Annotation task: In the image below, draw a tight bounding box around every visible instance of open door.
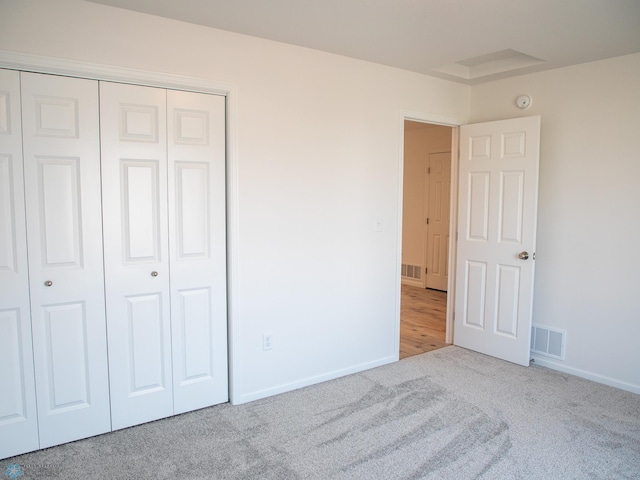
[453,116,540,366]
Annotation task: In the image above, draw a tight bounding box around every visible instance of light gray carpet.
[4,346,640,479]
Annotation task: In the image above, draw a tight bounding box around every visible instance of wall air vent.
[531,324,566,360]
[401,264,422,280]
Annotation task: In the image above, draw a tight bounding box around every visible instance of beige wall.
[402,123,452,281]
[471,53,640,392]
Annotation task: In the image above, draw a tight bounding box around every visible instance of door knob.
[518,251,529,260]
[44,280,53,287]
[151,271,159,277]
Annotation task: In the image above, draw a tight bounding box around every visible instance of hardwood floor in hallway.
[400,284,448,359]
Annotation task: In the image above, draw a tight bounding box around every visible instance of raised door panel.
[20,72,111,447]
[100,81,173,430]
[37,158,83,266]
[125,294,167,394]
[40,303,92,410]
[0,70,39,459]
[498,171,525,244]
[495,265,520,337]
[0,154,17,272]
[121,160,161,261]
[467,172,490,242]
[167,90,228,413]
[462,260,487,329]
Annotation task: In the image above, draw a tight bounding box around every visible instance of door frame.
[0,50,242,404]
[398,110,463,345]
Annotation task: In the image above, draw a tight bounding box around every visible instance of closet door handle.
[151,271,159,277]
[44,280,53,287]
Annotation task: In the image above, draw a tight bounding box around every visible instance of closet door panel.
[121,160,161,261]
[38,158,82,265]
[21,72,111,448]
[100,81,173,430]
[168,90,228,413]
[126,293,166,392]
[0,69,39,459]
[40,303,91,407]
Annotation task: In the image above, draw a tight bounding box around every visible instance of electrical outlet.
[263,333,273,351]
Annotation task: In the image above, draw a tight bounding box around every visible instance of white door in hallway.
[454,116,540,366]
[0,69,39,458]
[425,151,451,291]
[21,72,111,447]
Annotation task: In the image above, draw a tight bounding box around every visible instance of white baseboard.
[531,354,640,395]
[234,355,398,404]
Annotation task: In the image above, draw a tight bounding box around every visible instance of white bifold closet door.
[20,72,112,448]
[100,82,172,430]
[0,69,39,458]
[100,82,227,430]
[166,89,228,414]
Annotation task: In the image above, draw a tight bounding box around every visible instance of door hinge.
[426,217,430,225]
[427,167,431,174]
[425,267,428,274]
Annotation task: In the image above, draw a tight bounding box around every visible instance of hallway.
[400,285,448,359]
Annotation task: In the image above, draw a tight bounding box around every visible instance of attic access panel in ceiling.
[432,49,546,82]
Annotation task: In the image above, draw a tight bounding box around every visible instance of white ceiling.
[86,0,640,84]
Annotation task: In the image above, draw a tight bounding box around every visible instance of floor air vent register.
[531,324,566,360]
[401,264,422,280]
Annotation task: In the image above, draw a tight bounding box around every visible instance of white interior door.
[21,72,111,447]
[167,90,228,413]
[0,68,39,458]
[454,116,540,366]
[425,151,451,291]
[100,81,173,430]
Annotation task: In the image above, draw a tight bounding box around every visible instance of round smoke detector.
[516,95,532,109]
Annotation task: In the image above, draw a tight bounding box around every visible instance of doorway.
[400,120,454,359]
